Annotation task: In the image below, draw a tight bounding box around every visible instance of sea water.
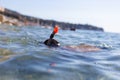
[0,25,120,80]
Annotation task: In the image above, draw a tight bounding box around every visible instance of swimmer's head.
[44,39,60,47]
[44,25,60,47]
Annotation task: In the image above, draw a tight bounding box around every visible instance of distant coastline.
[0,7,104,31]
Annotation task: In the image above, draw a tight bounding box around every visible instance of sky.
[1,0,120,33]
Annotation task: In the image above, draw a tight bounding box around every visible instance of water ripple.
[0,25,120,80]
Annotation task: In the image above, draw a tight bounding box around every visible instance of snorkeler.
[44,25,103,52]
[44,25,60,47]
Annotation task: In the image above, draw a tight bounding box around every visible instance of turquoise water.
[0,25,120,80]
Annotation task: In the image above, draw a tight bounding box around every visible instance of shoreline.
[0,7,104,32]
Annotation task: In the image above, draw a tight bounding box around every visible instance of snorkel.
[50,25,59,39]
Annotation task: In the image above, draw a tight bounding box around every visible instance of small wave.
[96,43,113,49]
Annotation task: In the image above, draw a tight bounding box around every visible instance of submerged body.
[63,44,101,52]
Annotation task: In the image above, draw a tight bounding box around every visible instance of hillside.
[0,7,104,31]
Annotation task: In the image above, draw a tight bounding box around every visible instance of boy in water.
[44,25,101,52]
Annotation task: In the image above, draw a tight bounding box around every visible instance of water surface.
[0,25,120,80]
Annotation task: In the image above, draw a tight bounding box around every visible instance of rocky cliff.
[0,7,104,31]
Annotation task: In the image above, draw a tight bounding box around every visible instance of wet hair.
[44,38,60,47]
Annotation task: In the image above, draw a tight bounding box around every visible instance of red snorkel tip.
[53,25,59,34]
